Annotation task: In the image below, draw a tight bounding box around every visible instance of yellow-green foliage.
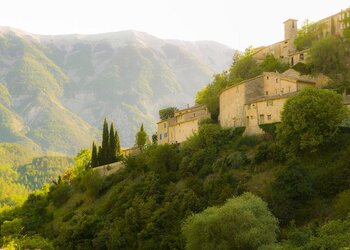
[0,165,28,208]
[182,192,278,250]
[0,143,40,167]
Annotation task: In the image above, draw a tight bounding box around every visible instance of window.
[248,104,251,110]
[164,123,166,128]
[299,53,304,60]
[159,134,162,140]
[267,76,269,80]
[164,133,168,138]
[281,88,284,94]
[259,114,265,124]
[267,100,273,106]
[193,113,196,117]
[266,91,269,95]
[276,78,278,83]
[267,115,272,120]
[250,116,253,119]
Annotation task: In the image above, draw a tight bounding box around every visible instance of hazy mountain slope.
[0,31,98,154]
[0,28,233,152]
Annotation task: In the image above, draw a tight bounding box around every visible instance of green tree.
[91,141,99,168]
[277,88,349,152]
[152,134,158,145]
[115,129,121,159]
[258,54,289,73]
[229,48,260,82]
[182,192,278,250]
[71,149,91,180]
[196,72,229,120]
[308,36,347,76]
[271,161,314,225]
[100,118,109,165]
[294,20,319,51]
[109,122,116,162]
[135,124,148,149]
[159,107,178,120]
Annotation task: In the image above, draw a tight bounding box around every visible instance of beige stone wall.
[175,107,209,123]
[219,83,246,128]
[172,120,199,143]
[252,41,289,63]
[263,73,297,96]
[244,98,288,135]
[157,120,169,145]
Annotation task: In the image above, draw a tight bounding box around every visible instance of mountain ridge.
[0,26,234,154]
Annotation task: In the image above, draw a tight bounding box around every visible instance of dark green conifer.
[115,129,121,160]
[101,118,109,165]
[97,146,103,166]
[109,122,116,162]
[91,141,99,168]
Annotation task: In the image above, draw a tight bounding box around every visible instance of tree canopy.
[135,123,148,149]
[159,107,178,120]
[277,88,349,152]
[182,192,278,250]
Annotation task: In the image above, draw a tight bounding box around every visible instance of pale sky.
[0,0,349,50]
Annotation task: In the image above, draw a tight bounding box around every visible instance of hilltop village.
[156,7,350,144]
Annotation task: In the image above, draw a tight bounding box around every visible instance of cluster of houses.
[156,8,350,144]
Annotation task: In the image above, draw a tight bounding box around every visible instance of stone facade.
[157,104,210,144]
[219,70,319,134]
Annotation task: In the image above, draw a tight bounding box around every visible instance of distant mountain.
[0,27,234,154]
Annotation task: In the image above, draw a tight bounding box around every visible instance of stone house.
[219,70,325,135]
[157,104,210,145]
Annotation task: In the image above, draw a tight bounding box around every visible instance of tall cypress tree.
[109,122,116,162]
[101,118,109,165]
[115,129,121,160]
[97,146,103,165]
[91,141,99,168]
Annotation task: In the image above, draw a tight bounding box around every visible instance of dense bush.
[182,193,278,250]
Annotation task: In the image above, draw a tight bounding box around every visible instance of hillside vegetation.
[1,102,350,249]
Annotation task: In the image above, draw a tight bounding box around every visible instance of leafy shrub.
[182,192,278,250]
[49,183,71,207]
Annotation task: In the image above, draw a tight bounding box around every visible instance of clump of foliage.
[294,20,320,51]
[159,107,178,120]
[277,88,349,153]
[182,192,278,249]
[308,36,347,76]
[135,123,149,149]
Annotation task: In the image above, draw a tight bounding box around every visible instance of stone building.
[157,104,210,145]
[219,70,325,135]
[252,7,350,66]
